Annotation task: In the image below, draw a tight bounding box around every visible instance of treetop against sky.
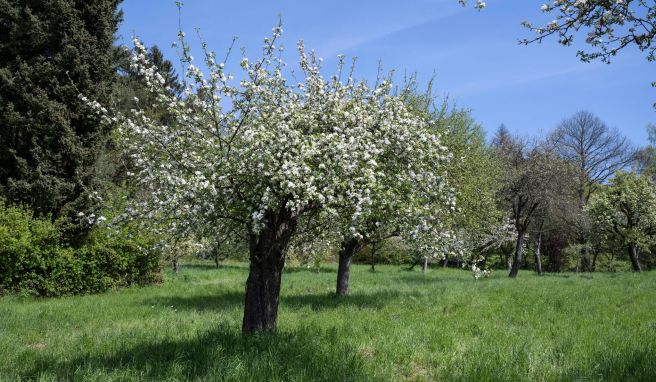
[118,0,653,145]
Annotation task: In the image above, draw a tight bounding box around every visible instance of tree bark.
[581,246,592,272]
[509,232,525,278]
[628,243,642,272]
[336,237,360,296]
[422,256,428,273]
[534,232,543,275]
[172,256,180,273]
[242,207,297,334]
[214,252,221,269]
[370,242,376,272]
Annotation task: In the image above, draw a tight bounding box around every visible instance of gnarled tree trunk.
[509,232,525,278]
[242,207,297,334]
[336,237,360,296]
[628,243,642,272]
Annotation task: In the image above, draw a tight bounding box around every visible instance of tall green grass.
[1,263,655,381]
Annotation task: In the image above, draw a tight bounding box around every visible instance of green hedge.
[0,200,161,297]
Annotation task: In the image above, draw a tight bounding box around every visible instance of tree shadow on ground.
[143,290,244,312]
[283,265,337,274]
[26,325,382,381]
[144,289,404,313]
[561,346,656,382]
[392,273,474,285]
[282,290,404,311]
[178,263,247,272]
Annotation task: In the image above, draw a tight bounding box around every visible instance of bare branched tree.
[551,111,634,203]
[549,110,635,271]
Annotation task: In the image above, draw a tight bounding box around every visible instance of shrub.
[0,200,161,296]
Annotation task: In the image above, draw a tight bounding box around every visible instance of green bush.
[0,200,161,296]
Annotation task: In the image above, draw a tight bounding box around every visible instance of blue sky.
[118,0,654,146]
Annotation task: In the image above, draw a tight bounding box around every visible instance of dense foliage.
[587,172,656,271]
[0,0,123,240]
[0,200,161,296]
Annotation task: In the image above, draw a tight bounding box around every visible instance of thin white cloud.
[449,63,605,96]
[314,7,461,58]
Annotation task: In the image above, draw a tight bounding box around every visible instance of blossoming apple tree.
[84,25,454,333]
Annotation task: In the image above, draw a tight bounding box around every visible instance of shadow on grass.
[283,290,404,311]
[26,325,381,381]
[145,289,404,313]
[574,346,656,382]
[178,263,247,272]
[392,272,474,285]
[283,265,337,274]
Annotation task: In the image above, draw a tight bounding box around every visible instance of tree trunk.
[442,253,449,268]
[509,232,525,278]
[591,251,599,272]
[172,256,180,273]
[581,245,592,272]
[534,233,543,275]
[336,238,360,296]
[370,243,376,272]
[628,243,642,272]
[214,252,220,269]
[242,208,297,334]
[422,256,428,273]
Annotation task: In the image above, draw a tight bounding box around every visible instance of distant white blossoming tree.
[587,171,656,272]
[85,23,454,333]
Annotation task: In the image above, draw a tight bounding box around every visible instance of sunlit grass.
[1,262,655,381]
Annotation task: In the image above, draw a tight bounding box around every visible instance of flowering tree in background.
[587,171,656,272]
[328,85,455,294]
[84,23,453,332]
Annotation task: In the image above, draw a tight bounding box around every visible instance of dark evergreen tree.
[112,44,181,119]
[0,0,123,240]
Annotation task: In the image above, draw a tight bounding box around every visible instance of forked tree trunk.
[534,233,543,275]
[336,238,360,296]
[242,208,297,334]
[628,243,642,272]
[509,232,525,278]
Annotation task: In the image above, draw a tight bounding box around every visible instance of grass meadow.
[1,263,655,381]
